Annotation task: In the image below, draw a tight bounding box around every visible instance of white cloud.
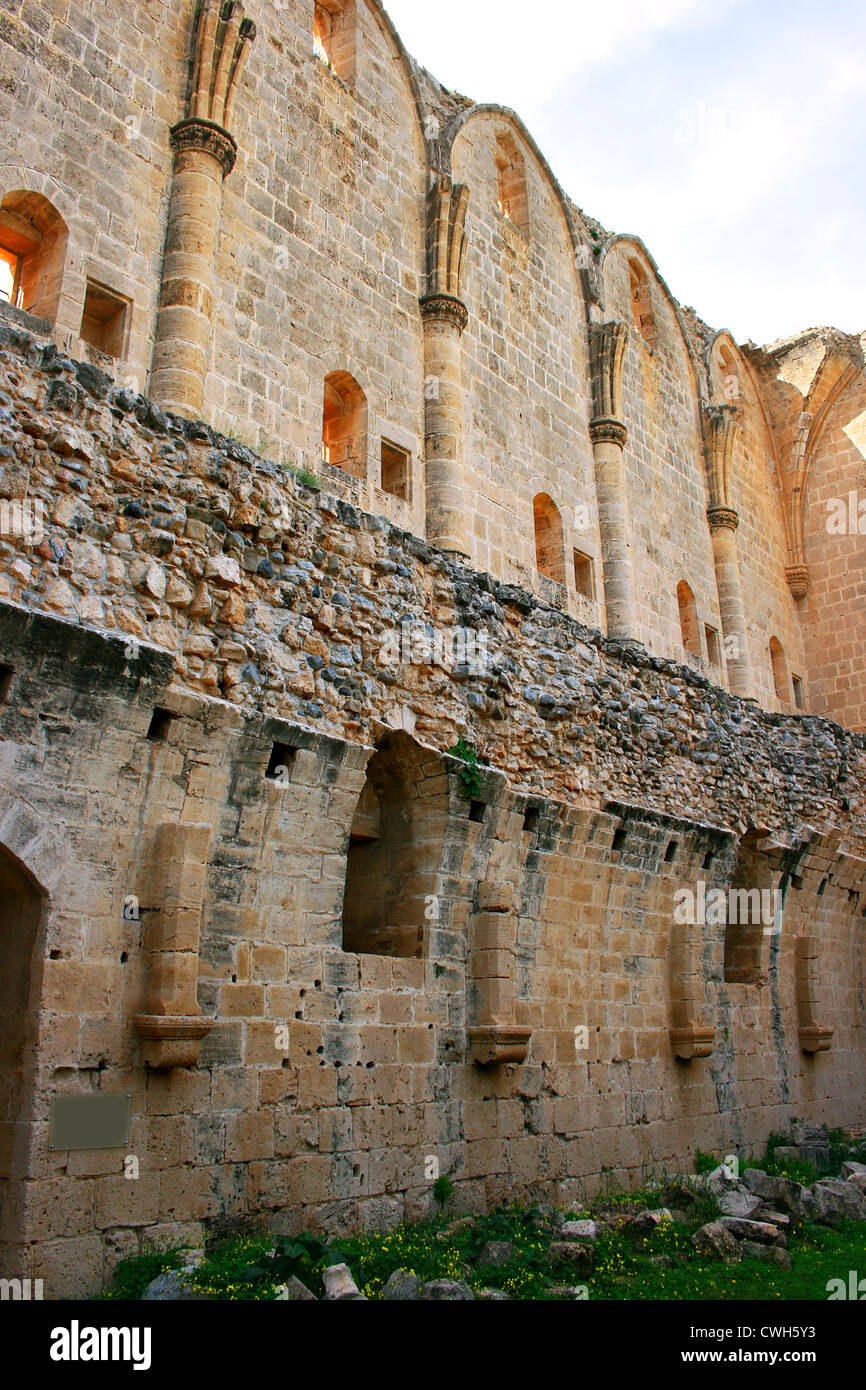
[383,0,866,342]
[386,0,737,109]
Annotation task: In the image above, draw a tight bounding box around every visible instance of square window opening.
[380,439,411,502]
[705,624,722,667]
[266,743,298,782]
[146,708,173,742]
[573,549,595,600]
[80,279,130,358]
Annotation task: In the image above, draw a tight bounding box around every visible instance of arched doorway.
[341,733,446,958]
[0,845,45,1252]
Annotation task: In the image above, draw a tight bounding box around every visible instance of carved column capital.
[785,563,810,600]
[170,117,238,177]
[589,416,627,448]
[419,292,469,334]
[707,504,740,534]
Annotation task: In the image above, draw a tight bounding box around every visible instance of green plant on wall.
[448,737,483,797]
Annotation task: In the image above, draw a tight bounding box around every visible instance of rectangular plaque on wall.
[49,1094,131,1150]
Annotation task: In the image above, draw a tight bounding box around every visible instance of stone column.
[589,321,638,642]
[150,122,237,418]
[707,506,753,699]
[701,405,754,699]
[150,1,255,419]
[420,175,471,558]
[420,292,470,556]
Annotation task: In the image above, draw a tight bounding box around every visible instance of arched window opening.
[533,493,566,585]
[313,1,355,83]
[322,370,367,479]
[341,734,446,959]
[769,637,790,703]
[676,580,701,659]
[629,259,656,346]
[495,133,529,236]
[0,191,68,324]
[718,344,740,404]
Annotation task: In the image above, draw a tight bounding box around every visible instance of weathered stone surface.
[547,1241,595,1274]
[276,1276,317,1301]
[561,1219,598,1243]
[475,1240,517,1268]
[381,1269,421,1301]
[718,1217,786,1248]
[739,1241,793,1270]
[633,1207,673,1233]
[691,1222,742,1263]
[419,1279,475,1301]
[811,1179,866,1225]
[141,1269,210,1301]
[321,1263,365,1301]
[718,1188,763,1219]
[741,1170,812,1217]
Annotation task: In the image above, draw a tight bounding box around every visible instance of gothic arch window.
[322,370,367,479]
[495,132,529,236]
[676,580,701,659]
[718,343,741,405]
[533,493,566,585]
[313,1,356,84]
[629,259,656,346]
[0,191,68,323]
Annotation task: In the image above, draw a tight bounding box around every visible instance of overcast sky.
[385,0,865,347]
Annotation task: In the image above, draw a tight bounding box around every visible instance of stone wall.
[0,1,862,716]
[0,327,865,1297]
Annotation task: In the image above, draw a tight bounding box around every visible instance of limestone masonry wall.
[0,326,865,1297]
[0,0,864,1300]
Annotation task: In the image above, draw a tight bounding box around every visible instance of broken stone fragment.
[475,1240,517,1268]
[690,1221,741,1263]
[419,1279,474,1301]
[380,1269,421,1300]
[633,1207,673,1233]
[275,1276,317,1301]
[321,1263,365,1300]
[718,1216,786,1248]
[547,1241,595,1274]
[561,1219,597,1243]
[717,1188,762,1219]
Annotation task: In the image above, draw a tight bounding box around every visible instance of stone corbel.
[795,935,833,1053]
[134,822,214,1068]
[467,880,531,1067]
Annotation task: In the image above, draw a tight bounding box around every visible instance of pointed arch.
[443,104,596,313]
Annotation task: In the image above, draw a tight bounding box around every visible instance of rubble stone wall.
[0,330,864,1297]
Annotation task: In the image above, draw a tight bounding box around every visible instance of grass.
[99,1205,866,1304]
[99,1129,866,1302]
